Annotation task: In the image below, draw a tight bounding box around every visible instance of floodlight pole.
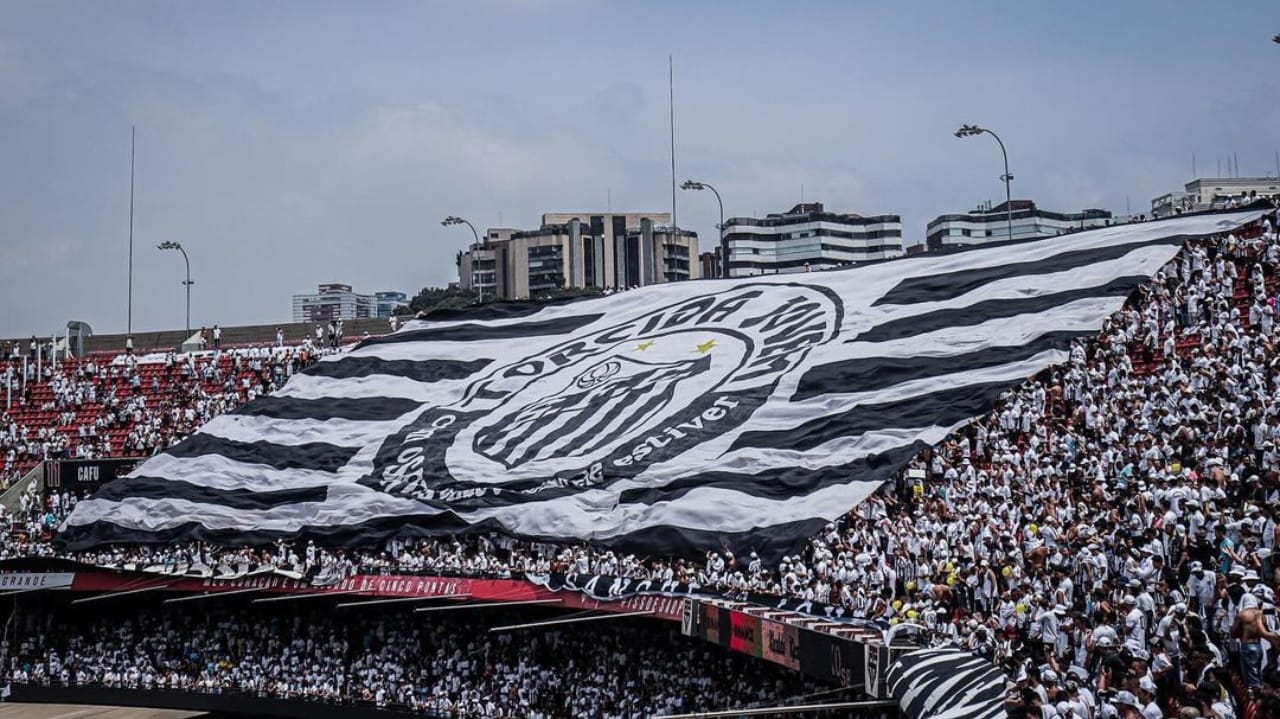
[955,124,1014,243]
[682,180,726,277]
[444,216,483,302]
[157,241,192,337]
[988,129,1014,242]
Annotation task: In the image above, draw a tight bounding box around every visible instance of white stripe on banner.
[337,340,513,363]
[65,483,434,533]
[197,414,412,449]
[830,296,1122,363]
[465,475,887,540]
[118,454,340,490]
[59,209,1269,555]
[65,471,885,540]
[275,373,470,402]
[855,242,1181,326]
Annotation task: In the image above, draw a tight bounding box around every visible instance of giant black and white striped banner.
[885,647,1006,719]
[59,210,1266,555]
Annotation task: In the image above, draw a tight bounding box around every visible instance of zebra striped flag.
[60,210,1264,556]
[886,647,1007,719]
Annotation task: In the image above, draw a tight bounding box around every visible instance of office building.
[925,200,1112,251]
[456,213,699,300]
[374,291,408,318]
[1151,177,1280,218]
[699,251,722,281]
[720,203,902,277]
[460,227,517,301]
[291,283,377,323]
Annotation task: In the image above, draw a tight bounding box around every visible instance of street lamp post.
[443,216,483,302]
[157,241,192,338]
[955,124,1014,243]
[680,180,726,277]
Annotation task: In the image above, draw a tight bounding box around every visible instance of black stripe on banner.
[234,396,420,422]
[302,357,492,383]
[417,295,601,322]
[603,452,924,562]
[873,235,1186,307]
[854,274,1149,345]
[90,477,328,511]
[53,507,825,567]
[618,443,919,506]
[596,517,831,567]
[165,435,358,473]
[359,314,604,347]
[53,512,491,553]
[731,379,1016,454]
[793,329,1089,401]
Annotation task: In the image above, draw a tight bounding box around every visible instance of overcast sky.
[1,1,1277,337]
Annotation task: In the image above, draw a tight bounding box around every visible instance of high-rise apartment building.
[1151,177,1280,218]
[925,200,1112,251]
[720,203,902,277]
[291,283,380,323]
[456,212,699,300]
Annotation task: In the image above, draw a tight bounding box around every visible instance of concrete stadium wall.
[0,317,395,357]
[83,317,394,354]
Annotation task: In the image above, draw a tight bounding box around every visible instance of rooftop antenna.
[800,184,804,204]
[127,125,135,335]
[668,54,677,230]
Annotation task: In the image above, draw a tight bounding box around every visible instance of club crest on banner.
[361,284,842,504]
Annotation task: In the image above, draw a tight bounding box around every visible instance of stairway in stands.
[1129,229,1273,377]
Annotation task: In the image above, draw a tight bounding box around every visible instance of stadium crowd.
[1,207,1280,717]
[857,217,1280,719]
[0,340,340,491]
[7,603,822,719]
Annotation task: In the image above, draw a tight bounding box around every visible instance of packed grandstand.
[0,202,1279,719]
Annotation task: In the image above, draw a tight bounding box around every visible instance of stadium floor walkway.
[0,704,206,719]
